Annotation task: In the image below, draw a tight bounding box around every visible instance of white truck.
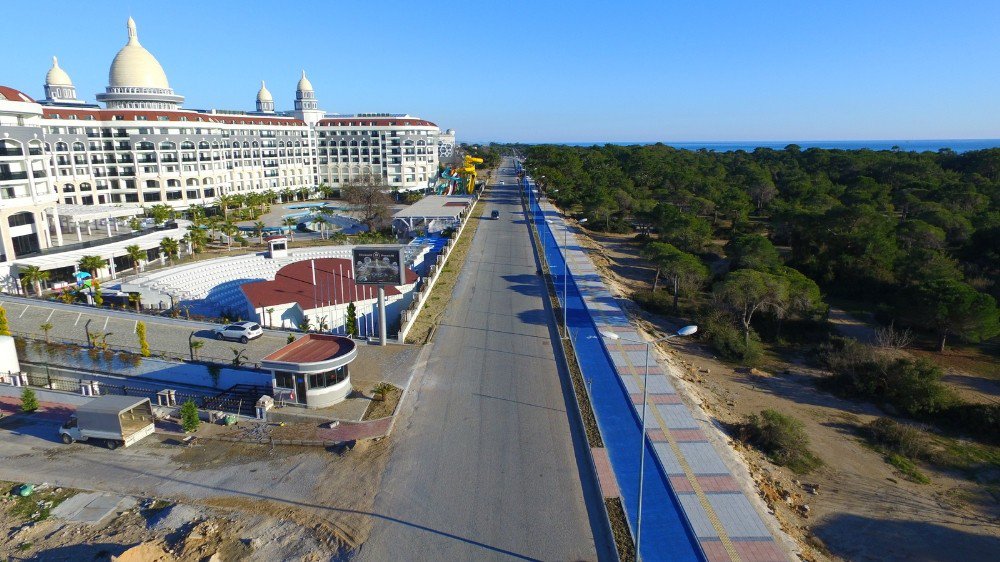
[59,396,156,450]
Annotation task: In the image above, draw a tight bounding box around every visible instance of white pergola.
[51,204,146,244]
[12,220,192,281]
[393,195,474,233]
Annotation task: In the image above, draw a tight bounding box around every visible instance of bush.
[136,321,150,357]
[937,403,1000,444]
[742,409,822,473]
[820,338,956,417]
[631,290,674,316]
[863,417,929,459]
[20,387,39,413]
[179,399,200,433]
[703,313,764,366]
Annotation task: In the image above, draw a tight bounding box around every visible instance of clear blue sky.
[4,1,999,143]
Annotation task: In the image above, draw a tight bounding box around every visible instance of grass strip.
[405,200,486,344]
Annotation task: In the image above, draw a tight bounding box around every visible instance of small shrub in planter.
[180,399,200,433]
[20,387,39,413]
[372,382,395,401]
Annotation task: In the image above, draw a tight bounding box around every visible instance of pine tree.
[180,399,200,433]
[346,302,358,337]
[21,387,39,413]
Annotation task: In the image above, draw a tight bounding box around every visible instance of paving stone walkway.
[531,183,790,562]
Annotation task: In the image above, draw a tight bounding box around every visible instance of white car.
[214,321,263,343]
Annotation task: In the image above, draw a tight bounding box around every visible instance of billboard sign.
[352,246,405,286]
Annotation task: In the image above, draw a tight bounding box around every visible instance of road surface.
[357,159,612,561]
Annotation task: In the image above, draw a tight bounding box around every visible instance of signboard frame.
[352,245,406,286]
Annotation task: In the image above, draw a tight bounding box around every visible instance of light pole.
[548,218,586,338]
[600,324,698,561]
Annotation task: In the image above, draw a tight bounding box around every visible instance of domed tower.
[294,70,317,111]
[43,57,85,104]
[292,70,324,125]
[96,17,184,109]
[256,80,274,113]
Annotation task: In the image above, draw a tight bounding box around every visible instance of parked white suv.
[214,321,263,343]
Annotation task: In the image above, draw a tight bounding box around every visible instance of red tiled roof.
[0,85,35,103]
[40,107,305,126]
[241,257,418,310]
[263,333,355,364]
[317,117,437,128]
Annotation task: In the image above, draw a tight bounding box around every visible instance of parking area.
[0,296,291,365]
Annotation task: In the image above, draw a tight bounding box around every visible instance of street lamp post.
[600,324,698,561]
[548,217,586,338]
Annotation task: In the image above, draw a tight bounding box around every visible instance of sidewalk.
[526,180,791,562]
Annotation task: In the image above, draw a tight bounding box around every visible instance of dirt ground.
[574,228,1000,562]
[0,480,327,561]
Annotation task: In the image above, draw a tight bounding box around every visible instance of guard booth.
[266,235,288,258]
[260,334,357,409]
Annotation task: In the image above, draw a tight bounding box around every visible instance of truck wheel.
[106,439,119,450]
[61,433,74,444]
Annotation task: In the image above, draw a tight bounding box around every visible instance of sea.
[560,139,1000,154]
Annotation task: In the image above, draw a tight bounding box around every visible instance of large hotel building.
[0,18,455,264]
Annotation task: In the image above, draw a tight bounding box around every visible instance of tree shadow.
[814,513,1000,562]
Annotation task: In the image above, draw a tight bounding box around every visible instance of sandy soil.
[574,228,1000,562]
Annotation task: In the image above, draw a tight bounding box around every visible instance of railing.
[36,224,177,255]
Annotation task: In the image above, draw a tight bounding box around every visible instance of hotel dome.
[108,18,170,89]
[96,17,184,109]
[45,57,73,86]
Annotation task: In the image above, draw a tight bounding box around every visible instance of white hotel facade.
[0,18,455,264]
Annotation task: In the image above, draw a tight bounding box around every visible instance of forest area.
[524,143,1000,444]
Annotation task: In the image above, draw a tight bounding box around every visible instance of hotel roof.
[41,107,306,126]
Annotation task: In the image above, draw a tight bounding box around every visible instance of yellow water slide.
[458,155,484,194]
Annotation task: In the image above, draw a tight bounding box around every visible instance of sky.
[3,0,1000,143]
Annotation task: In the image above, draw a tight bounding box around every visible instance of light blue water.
[558,139,1000,153]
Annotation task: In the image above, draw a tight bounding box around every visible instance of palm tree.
[187,204,206,224]
[215,194,235,219]
[159,237,179,264]
[297,187,310,201]
[125,244,145,273]
[189,339,204,361]
[282,217,298,241]
[280,188,295,203]
[78,255,107,278]
[253,221,267,244]
[206,216,222,243]
[221,220,238,250]
[128,291,142,313]
[40,322,53,343]
[185,226,208,253]
[18,265,50,296]
[313,214,329,239]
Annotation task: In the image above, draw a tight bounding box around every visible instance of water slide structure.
[433,155,484,195]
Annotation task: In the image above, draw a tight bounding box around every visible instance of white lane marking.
[103,316,110,331]
[133,320,138,334]
[46,309,54,323]
[18,305,30,318]
[74,312,82,326]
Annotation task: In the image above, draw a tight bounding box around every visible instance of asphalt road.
[357,160,612,561]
